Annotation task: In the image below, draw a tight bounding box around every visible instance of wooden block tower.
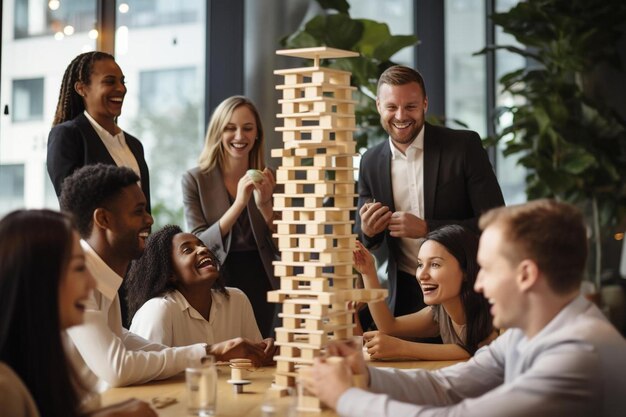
[268,46,387,412]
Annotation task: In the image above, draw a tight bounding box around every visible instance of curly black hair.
[59,163,140,238]
[125,225,229,322]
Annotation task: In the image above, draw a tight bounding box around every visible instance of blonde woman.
[182,96,278,338]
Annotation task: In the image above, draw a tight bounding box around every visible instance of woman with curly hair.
[354,224,497,360]
[126,225,269,350]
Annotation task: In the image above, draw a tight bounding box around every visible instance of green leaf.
[325,14,363,50]
[373,35,418,62]
[316,0,350,14]
[355,19,391,58]
[561,151,596,174]
[284,31,320,49]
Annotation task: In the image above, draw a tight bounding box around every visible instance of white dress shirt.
[337,295,626,417]
[64,240,206,392]
[390,125,425,275]
[130,288,262,347]
[83,110,141,179]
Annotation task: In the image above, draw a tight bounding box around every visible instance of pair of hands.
[302,341,369,410]
[234,168,275,211]
[208,337,276,367]
[359,201,427,239]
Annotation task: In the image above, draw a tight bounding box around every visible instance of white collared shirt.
[130,288,262,347]
[390,125,425,275]
[64,240,206,392]
[83,110,141,179]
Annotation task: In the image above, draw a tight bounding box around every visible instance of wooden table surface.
[101,359,461,417]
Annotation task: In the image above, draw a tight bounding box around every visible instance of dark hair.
[125,225,229,321]
[377,65,427,97]
[0,209,85,417]
[59,163,140,238]
[52,51,116,126]
[479,199,587,294]
[422,224,493,355]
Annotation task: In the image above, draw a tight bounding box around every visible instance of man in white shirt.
[306,199,626,417]
[60,163,272,391]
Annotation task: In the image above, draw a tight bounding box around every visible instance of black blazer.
[46,113,151,211]
[355,122,504,311]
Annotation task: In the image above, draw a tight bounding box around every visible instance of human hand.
[208,337,267,367]
[303,357,353,410]
[252,167,276,209]
[359,201,392,237]
[234,175,255,209]
[90,398,157,417]
[388,211,428,238]
[259,337,277,365]
[353,240,377,279]
[363,331,406,360]
[325,340,368,379]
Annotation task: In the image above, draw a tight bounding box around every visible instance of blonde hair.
[198,96,265,173]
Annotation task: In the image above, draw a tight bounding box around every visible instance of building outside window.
[11,77,44,122]
[0,164,25,213]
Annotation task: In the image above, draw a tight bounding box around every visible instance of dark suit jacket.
[46,113,151,211]
[355,122,504,312]
[181,166,279,290]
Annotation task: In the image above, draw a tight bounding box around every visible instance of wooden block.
[275,374,294,388]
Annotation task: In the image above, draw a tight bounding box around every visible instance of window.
[444,0,486,135]
[12,78,44,122]
[494,0,526,204]
[0,164,25,215]
[115,0,206,227]
[14,0,96,39]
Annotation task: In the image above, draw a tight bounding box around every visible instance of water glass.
[186,355,217,416]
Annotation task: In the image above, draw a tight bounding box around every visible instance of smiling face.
[58,232,96,329]
[76,58,126,127]
[105,184,153,260]
[171,233,220,289]
[416,240,464,305]
[475,224,523,330]
[376,81,428,152]
[220,105,258,164]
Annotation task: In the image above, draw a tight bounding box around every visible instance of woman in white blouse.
[125,225,269,348]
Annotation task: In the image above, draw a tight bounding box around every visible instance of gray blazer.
[181,167,279,289]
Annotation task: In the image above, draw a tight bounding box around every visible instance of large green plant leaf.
[373,35,418,62]
[355,19,392,58]
[316,0,350,14]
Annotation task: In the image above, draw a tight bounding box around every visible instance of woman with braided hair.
[46,51,151,212]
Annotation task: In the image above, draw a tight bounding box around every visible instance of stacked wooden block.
[268,47,387,412]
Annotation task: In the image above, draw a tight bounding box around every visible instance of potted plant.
[479,0,626,292]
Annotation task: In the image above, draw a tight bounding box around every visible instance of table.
[101,359,461,416]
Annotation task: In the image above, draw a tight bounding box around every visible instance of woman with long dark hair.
[0,209,155,417]
[354,224,496,360]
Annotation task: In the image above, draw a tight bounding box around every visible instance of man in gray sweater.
[306,199,626,417]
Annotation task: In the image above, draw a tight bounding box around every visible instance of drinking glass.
[186,355,217,416]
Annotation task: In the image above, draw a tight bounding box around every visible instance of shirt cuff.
[337,387,369,417]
